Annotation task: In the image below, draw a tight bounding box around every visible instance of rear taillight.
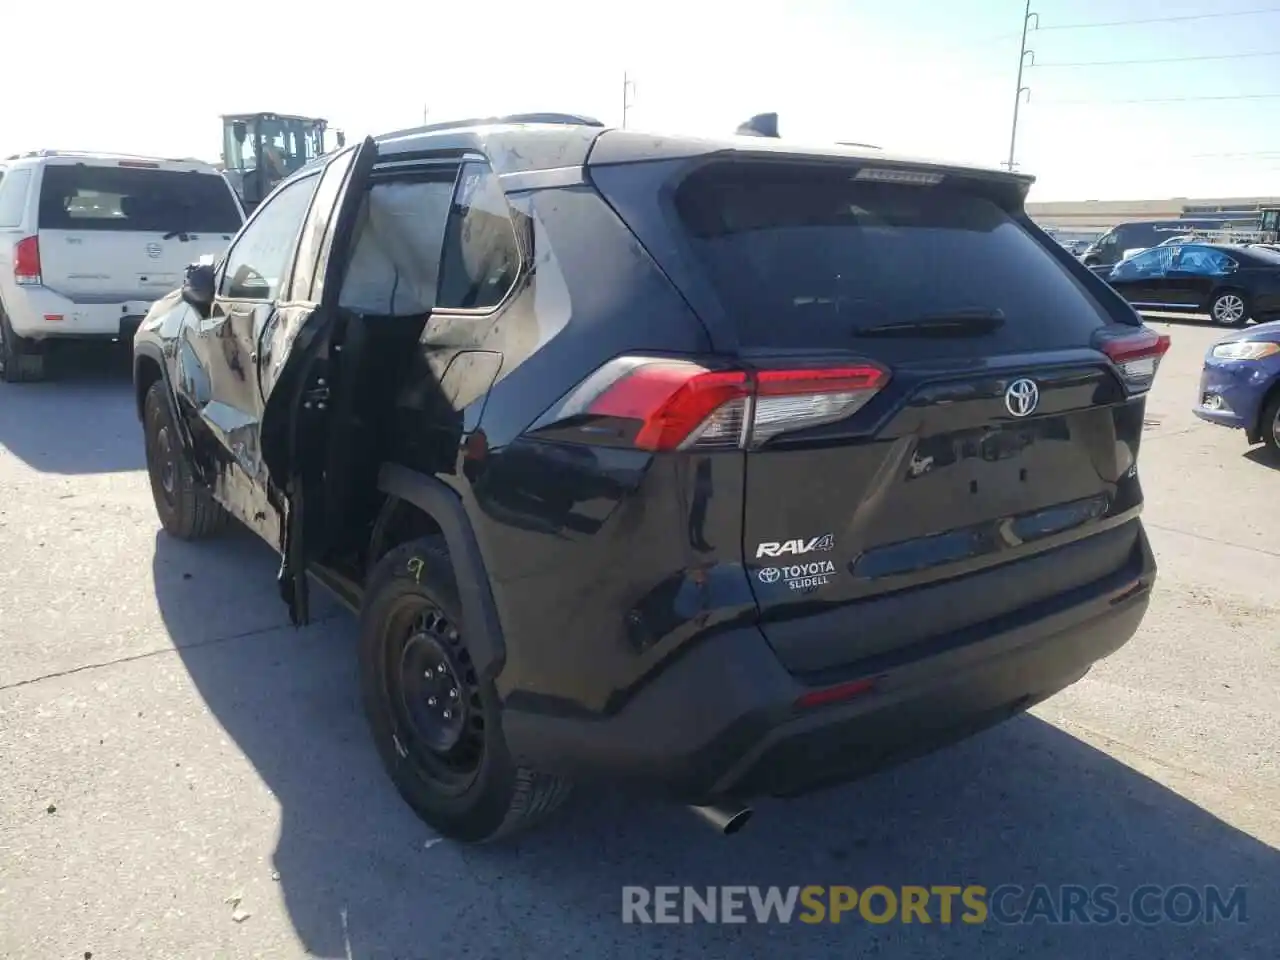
[533,356,890,451]
[14,236,41,285]
[1097,327,1170,393]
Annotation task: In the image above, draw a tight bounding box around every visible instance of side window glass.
[339,173,457,316]
[436,161,521,310]
[289,148,356,303]
[0,168,32,228]
[219,174,320,301]
[1179,247,1213,275]
[1115,249,1155,278]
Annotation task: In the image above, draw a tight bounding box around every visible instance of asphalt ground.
[1,320,1276,959]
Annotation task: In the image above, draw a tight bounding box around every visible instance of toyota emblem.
[145,242,163,260]
[758,567,781,584]
[1004,378,1039,418]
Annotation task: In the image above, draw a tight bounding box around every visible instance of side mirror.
[336,129,346,148]
[182,262,217,315]
[233,121,247,145]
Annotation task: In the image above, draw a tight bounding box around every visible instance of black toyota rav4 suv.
[134,114,1166,842]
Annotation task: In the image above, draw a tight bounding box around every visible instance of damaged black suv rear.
[133,114,1165,842]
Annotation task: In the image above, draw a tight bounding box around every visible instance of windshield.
[224,117,325,177]
[258,119,324,174]
[38,164,243,233]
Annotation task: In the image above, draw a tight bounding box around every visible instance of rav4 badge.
[755,534,835,559]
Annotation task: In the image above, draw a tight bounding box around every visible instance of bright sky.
[5,0,1280,202]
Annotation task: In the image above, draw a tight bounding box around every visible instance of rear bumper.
[502,527,1155,802]
[3,285,155,340]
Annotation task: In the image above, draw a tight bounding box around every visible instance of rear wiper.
[162,229,191,240]
[855,309,1006,338]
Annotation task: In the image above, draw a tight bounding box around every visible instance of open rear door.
[258,136,378,624]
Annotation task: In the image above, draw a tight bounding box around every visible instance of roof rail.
[4,149,212,163]
[377,112,604,142]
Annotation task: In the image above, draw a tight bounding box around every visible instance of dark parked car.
[1081,218,1232,268]
[1098,242,1280,327]
[133,114,1167,843]
[1193,319,1280,454]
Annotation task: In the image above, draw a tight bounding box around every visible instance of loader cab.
[1259,208,1280,243]
[221,112,340,213]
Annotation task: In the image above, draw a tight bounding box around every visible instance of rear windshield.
[1243,245,1280,265]
[674,163,1110,349]
[38,164,242,234]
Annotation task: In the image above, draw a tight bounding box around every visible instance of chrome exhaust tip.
[687,800,753,835]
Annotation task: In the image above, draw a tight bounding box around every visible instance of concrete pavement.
[1,327,1276,959]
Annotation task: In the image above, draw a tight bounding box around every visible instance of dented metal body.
[133,118,1157,806]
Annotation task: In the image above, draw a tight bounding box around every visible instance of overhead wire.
[1032,49,1280,68]
[1033,6,1280,31]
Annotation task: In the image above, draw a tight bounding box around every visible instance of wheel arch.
[134,343,172,422]
[373,463,507,683]
[1251,377,1280,443]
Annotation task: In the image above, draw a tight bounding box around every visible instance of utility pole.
[622,72,637,129]
[1007,0,1039,171]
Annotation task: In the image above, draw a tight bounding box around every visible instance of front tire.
[1261,391,1280,458]
[0,308,46,383]
[1209,290,1250,327]
[359,537,572,843]
[142,381,230,539]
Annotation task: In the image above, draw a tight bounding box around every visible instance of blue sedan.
[1193,319,1280,454]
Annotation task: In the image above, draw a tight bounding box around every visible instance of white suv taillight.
[532,357,890,451]
[14,236,41,285]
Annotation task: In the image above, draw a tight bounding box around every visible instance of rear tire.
[0,308,46,383]
[1209,290,1250,327]
[359,536,572,843]
[142,381,231,539]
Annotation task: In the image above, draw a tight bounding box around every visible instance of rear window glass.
[674,164,1110,349]
[38,164,242,234]
[1243,245,1280,265]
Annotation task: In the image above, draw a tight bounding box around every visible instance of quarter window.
[0,168,32,228]
[219,174,320,300]
[436,161,521,310]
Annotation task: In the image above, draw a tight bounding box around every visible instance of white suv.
[0,150,244,382]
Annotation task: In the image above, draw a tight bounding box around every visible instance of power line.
[1190,149,1280,158]
[1033,49,1280,68]
[1035,6,1280,31]
[1041,91,1280,105]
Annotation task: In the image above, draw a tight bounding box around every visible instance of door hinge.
[302,378,329,410]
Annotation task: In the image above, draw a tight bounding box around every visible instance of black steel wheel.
[359,536,572,842]
[142,381,230,539]
[384,599,485,793]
